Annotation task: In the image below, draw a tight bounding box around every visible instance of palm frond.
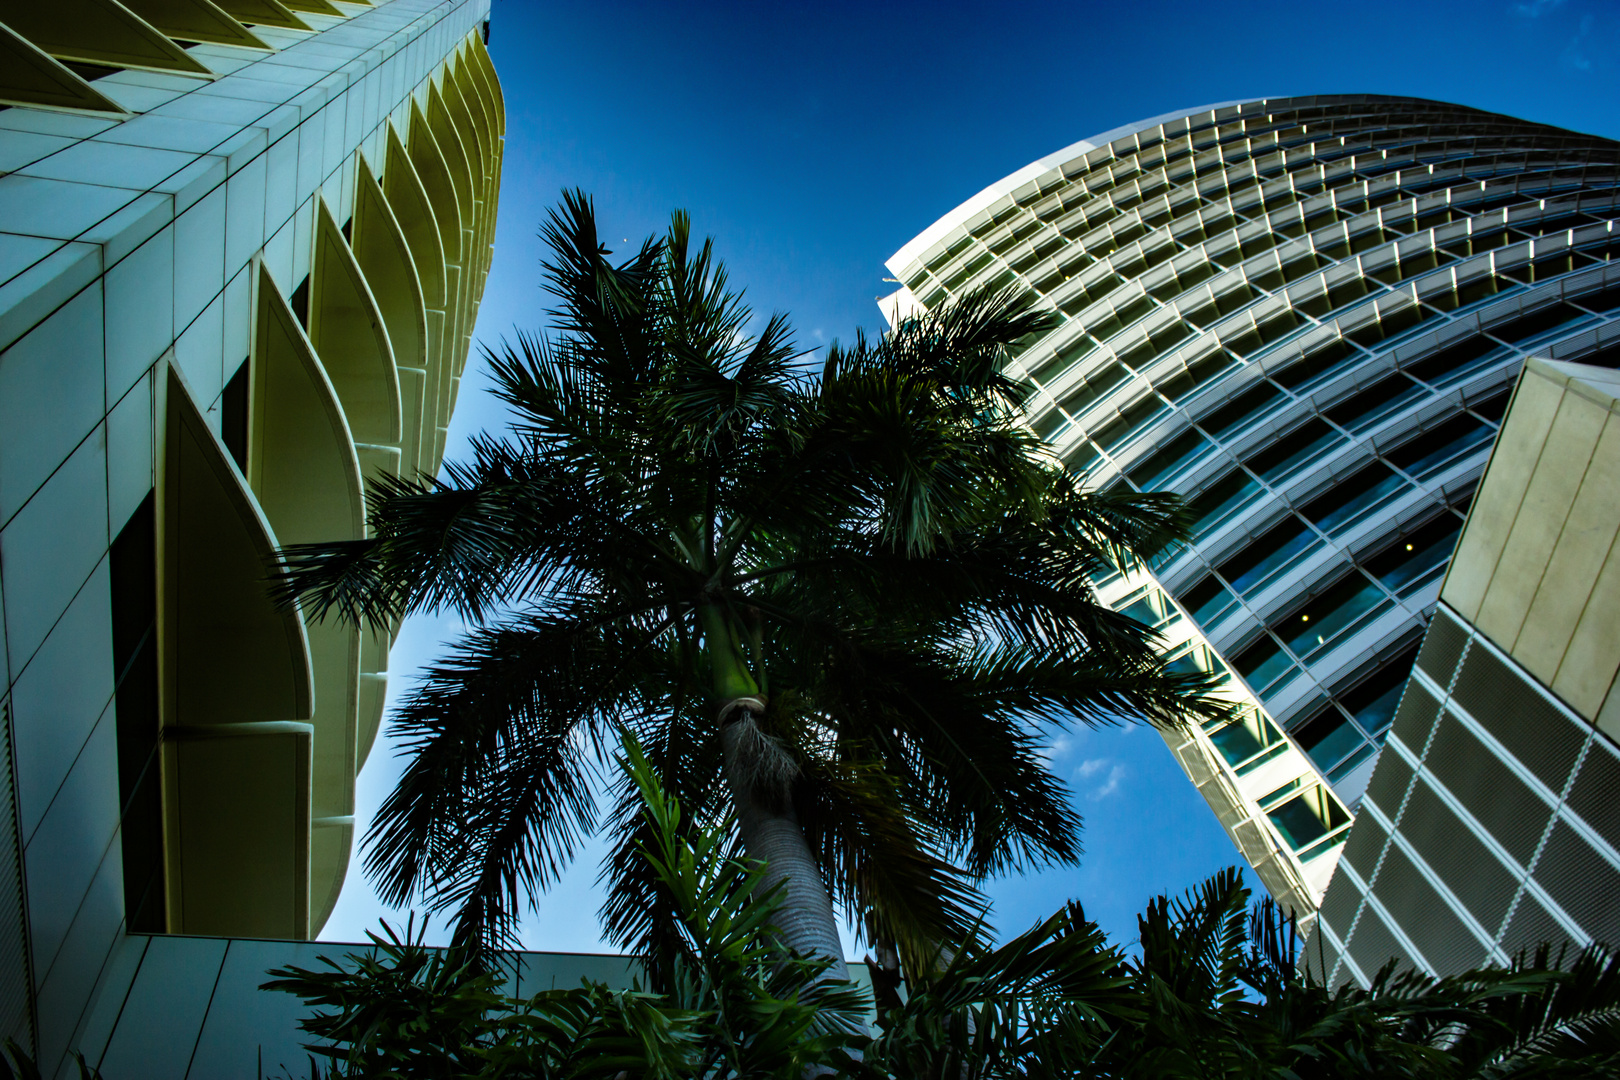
[364,614,671,949]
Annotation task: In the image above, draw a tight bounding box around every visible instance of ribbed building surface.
[0,0,501,1071]
[1312,358,1620,983]
[882,95,1620,925]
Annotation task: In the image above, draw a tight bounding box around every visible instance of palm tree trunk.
[719,706,846,978]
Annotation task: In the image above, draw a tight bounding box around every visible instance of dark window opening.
[1187,469,1264,538]
[1384,413,1493,482]
[1337,644,1420,737]
[1325,372,1426,433]
[222,359,249,474]
[1128,428,1213,490]
[1196,380,1284,440]
[110,492,165,933]
[1243,417,1343,483]
[1300,461,1409,535]
[1362,513,1463,595]
[1218,515,1317,595]
[289,275,311,328]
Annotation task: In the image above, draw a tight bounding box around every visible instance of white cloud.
[1074,756,1108,780]
[1513,0,1566,16]
[1090,763,1126,801]
[1563,13,1594,70]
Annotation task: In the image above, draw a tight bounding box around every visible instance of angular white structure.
[883,96,1620,927]
[0,1,504,1072]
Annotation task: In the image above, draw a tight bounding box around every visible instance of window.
[1299,462,1409,535]
[111,493,165,933]
[1324,372,1427,434]
[1292,707,1370,774]
[1128,428,1213,490]
[1197,380,1285,440]
[1362,513,1463,594]
[1243,417,1344,484]
[1187,470,1265,538]
[1178,575,1241,629]
[1274,571,1389,660]
[1339,645,1419,735]
[1272,339,1362,392]
[1233,634,1298,696]
[1385,414,1493,481]
[1218,515,1321,596]
[1402,334,1509,390]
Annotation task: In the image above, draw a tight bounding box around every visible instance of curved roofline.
[885,99,1256,274]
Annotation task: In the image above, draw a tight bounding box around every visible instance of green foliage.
[264,736,867,1080]
[266,747,1620,1080]
[272,189,1230,961]
[0,1039,102,1080]
[857,868,1620,1080]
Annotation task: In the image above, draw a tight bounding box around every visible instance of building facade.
[1310,357,1620,983]
[0,0,503,1072]
[881,96,1620,926]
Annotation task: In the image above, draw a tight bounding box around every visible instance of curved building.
[882,95,1620,926]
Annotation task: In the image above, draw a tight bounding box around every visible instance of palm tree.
[275,190,1224,975]
[867,868,1620,1079]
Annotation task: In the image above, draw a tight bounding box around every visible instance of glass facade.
[885,95,1620,921]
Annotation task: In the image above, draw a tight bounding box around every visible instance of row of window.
[1039,251,1620,481]
[909,128,1617,310]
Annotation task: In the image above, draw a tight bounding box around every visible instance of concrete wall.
[0,1,497,1071]
[1443,358,1620,738]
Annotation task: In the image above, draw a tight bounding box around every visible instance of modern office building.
[0,0,504,1073]
[881,96,1620,928]
[1309,356,1620,983]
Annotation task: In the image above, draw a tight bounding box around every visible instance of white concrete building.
[0,1,505,1073]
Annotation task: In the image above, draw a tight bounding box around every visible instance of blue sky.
[320,0,1620,954]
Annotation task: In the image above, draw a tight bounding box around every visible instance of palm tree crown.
[275,191,1227,971]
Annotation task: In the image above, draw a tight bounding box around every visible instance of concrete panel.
[1476,388,1603,659]
[0,283,107,528]
[1442,373,1561,621]
[1554,533,1620,721]
[103,226,173,404]
[0,432,110,678]
[99,936,228,1080]
[32,837,124,1071]
[24,702,118,980]
[1542,413,1620,713]
[224,150,268,276]
[188,938,333,1080]
[62,934,147,1080]
[1492,390,1607,679]
[173,182,226,336]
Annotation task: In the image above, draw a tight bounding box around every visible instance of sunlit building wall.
[0,0,503,1072]
[1312,357,1620,982]
[881,95,1620,927]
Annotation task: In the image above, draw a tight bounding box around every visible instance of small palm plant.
[274,191,1225,973]
[265,744,1620,1079]
[264,736,868,1080]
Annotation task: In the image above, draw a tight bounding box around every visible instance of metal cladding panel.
[1567,737,1620,843]
[1498,893,1576,960]
[1336,804,1388,884]
[1414,607,1468,684]
[1452,647,1586,790]
[1534,821,1620,937]
[1347,902,1417,978]
[1374,843,1489,975]
[1401,778,1518,933]
[1425,710,1551,865]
